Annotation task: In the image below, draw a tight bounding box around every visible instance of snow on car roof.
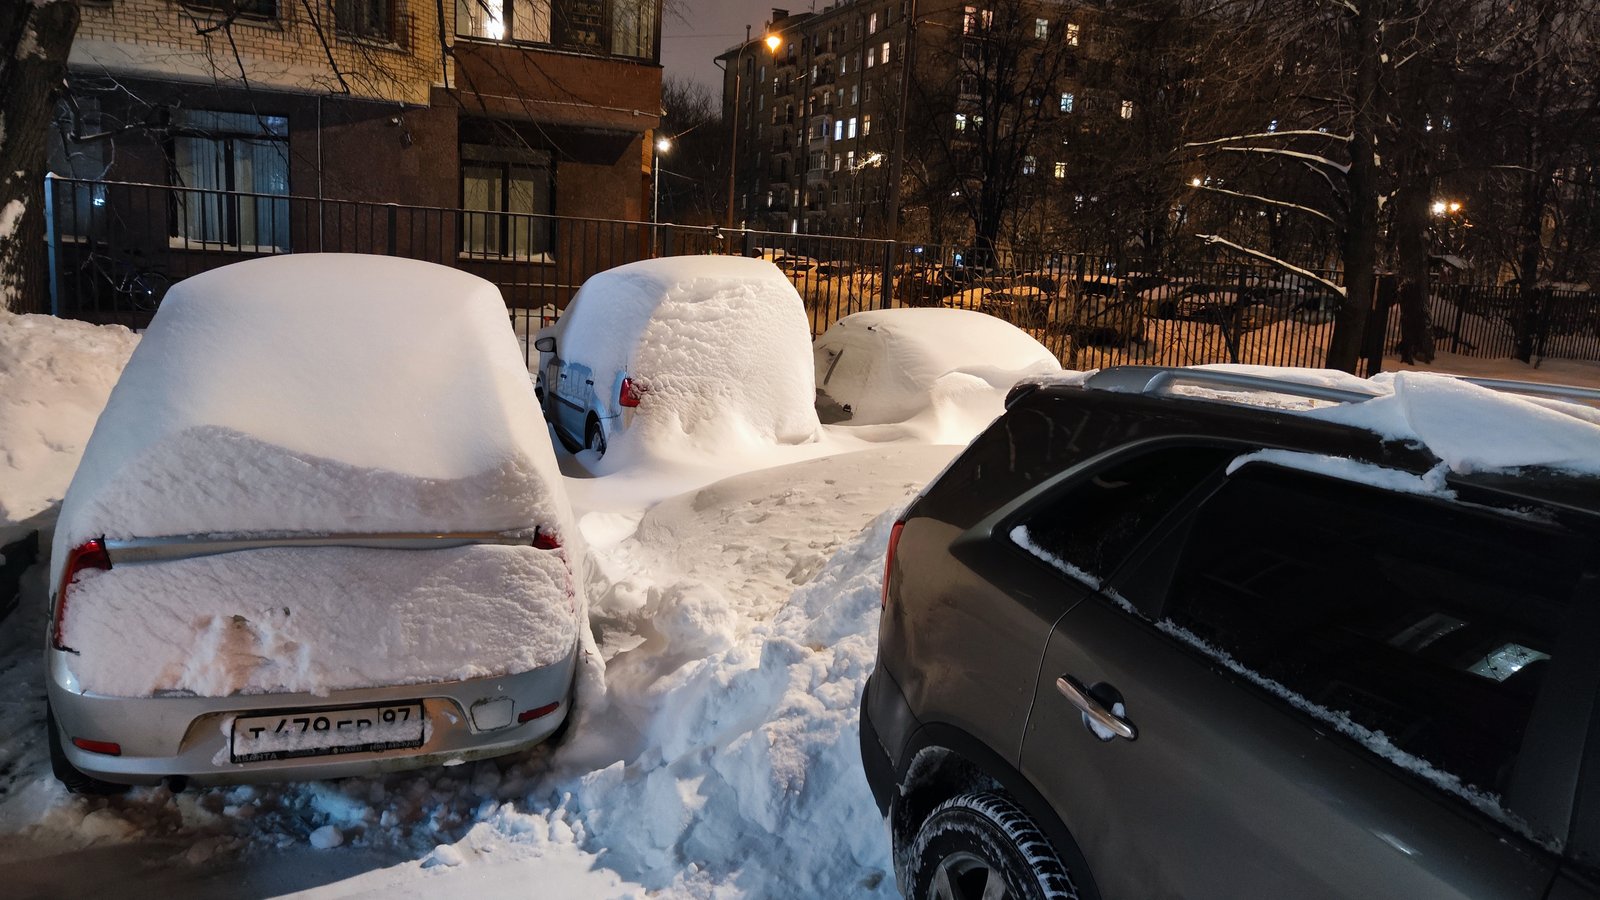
[55,254,565,551]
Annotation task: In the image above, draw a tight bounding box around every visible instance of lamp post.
[716,26,784,233]
[885,0,919,244]
[653,136,672,225]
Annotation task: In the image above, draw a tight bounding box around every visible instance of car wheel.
[46,708,128,796]
[585,419,607,456]
[908,792,1078,900]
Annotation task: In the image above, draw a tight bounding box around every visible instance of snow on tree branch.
[1185,130,1353,148]
[1195,234,1348,297]
[1215,146,1352,173]
[1196,185,1340,226]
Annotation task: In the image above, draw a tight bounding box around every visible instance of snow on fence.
[45,177,1600,372]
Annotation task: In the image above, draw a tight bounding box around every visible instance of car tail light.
[532,530,561,551]
[518,701,561,723]
[882,520,906,608]
[54,539,111,651]
[71,737,122,756]
[619,376,644,408]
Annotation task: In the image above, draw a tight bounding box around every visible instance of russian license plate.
[230,702,425,763]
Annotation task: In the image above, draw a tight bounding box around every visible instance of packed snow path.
[0,445,958,899]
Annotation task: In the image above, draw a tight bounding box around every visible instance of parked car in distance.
[864,364,1600,899]
[813,308,1060,425]
[535,256,819,457]
[49,254,581,792]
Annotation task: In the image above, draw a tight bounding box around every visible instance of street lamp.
[653,136,673,226]
[765,33,783,53]
[714,26,784,232]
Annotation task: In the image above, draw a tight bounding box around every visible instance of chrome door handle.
[1056,675,1137,741]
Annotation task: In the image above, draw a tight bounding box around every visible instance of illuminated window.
[1066,22,1080,46]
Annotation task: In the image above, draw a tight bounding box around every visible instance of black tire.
[584,418,607,456]
[46,708,128,796]
[908,791,1078,900]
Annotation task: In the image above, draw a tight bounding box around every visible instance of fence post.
[1450,287,1466,354]
[386,205,398,256]
[43,175,60,317]
[880,241,896,310]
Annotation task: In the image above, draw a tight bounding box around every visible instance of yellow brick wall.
[74,0,450,105]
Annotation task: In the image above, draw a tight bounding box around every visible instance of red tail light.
[54,539,111,651]
[619,376,644,408]
[882,520,906,608]
[518,701,561,723]
[71,737,122,756]
[532,530,561,550]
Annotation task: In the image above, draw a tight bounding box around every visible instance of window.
[848,117,857,139]
[1120,99,1135,119]
[185,0,277,18]
[1034,17,1048,39]
[869,11,878,33]
[1060,92,1075,113]
[851,85,859,105]
[835,119,844,141]
[864,82,872,103]
[1022,156,1037,175]
[954,113,968,131]
[1012,447,1234,586]
[846,150,855,169]
[1053,161,1067,179]
[1161,466,1588,797]
[334,0,394,40]
[962,6,991,33]
[867,49,875,68]
[170,110,290,251]
[460,144,553,259]
[863,114,872,135]
[833,153,842,171]
[1065,22,1080,46]
[881,41,890,64]
[456,0,551,43]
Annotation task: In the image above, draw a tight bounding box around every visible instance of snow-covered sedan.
[535,256,819,458]
[47,254,581,792]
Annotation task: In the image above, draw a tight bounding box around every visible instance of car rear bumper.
[47,644,579,786]
[860,666,918,817]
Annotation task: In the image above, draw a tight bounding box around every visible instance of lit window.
[1066,22,1080,46]
[1120,99,1135,119]
[1268,119,1278,132]
[834,153,842,171]
[867,48,875,68]
[1022,156,1037,175]
[835,120,844,141]
[847,150,856,169]
[869,12,877,33]
[1035,18,1048,39]
[882,41,891,63]
[848,116,858,138]
[955,113,968,131]
[1053,161,1067,179]
[1060,92,1075,113]
[863,114,872,135]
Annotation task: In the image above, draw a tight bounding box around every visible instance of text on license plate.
[231,702,425,763]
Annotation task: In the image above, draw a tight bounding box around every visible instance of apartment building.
[50,0,662,297]
[719,1,1128,241]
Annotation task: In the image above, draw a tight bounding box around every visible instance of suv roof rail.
[1082,366,1384,405]
[1083,366,1600,409]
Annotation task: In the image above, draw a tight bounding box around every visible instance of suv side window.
[1161,465,1586,797]
[1011,445,1234,587]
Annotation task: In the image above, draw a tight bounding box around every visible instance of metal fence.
[46,177,1600,373]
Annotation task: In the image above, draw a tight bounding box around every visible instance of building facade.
[50,0,663,319]
[719,1,1129,243]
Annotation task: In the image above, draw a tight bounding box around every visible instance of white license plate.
[230,702,425,763]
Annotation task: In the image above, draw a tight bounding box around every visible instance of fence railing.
[46,177,1600,373]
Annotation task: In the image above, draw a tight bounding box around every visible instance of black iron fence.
[46,177,1600,372]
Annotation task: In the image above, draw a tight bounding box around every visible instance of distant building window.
[848,116,857,138]
[1065,22,1080,46]
[170,110,290,251]
[1053,161,1067,178]
[1022,156,1037,175]
[456,0,551,43]
[867,49,875,68]
[954,113,967,131]
[868,11,878,33]
[962,6,991,33]
[1034,18,1048,39]
[460,144,553,259]
[835,119,844,141]
[334,0,395,41]
[1060,92,1075,113]
[834,153,842,171]
[455,0,655,58]
[863,114,872,135]
[185,0,278,18]
[1120,99,1135,119]
[881,41,890,64]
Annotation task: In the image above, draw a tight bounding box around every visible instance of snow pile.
[64,545,576,698]
[554,257,820,462]
[0,312,138,527]
[814,308,1061,425]
[568,507,904,897]
[1310,370,1600,474]
[54,254,567,560]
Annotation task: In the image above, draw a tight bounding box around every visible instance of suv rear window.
[1012,445,1234,586]
[1161,465,1587,796]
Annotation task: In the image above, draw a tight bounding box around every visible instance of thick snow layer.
[63,545,576,698]
[1227,449,1453,497]
[553,257,820,463]
[53,254,566,563]
[0,312,138,527]
[814,308,1061,425]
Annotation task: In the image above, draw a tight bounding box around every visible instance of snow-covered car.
[47,254,581,792]
[535,256,819,457]
[812,308,1061,425]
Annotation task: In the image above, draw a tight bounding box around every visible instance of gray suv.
[862,365,1600,900]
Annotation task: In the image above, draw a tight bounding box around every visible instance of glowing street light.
[1190,176,1203,187]
[1431,200,1448,216]
[656,136,673,154]
[765,33,783,53]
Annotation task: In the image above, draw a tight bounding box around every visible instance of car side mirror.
[533,336,556,353]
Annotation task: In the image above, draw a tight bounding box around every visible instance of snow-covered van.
[47,254,582,791]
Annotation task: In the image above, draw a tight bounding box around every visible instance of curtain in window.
[238,137,290,250]
[462,164,504,255]
[174,136,229,244]
[610,0,655,58]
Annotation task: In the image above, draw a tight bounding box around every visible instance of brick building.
[719,1,1128,242]
[49,0,663,318]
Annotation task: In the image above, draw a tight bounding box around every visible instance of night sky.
[662,1,810,90]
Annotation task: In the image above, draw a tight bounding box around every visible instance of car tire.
[46,708,128,796]
[585,418,607,456]
[907,791,1078,900]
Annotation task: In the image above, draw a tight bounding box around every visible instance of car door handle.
[1056,675,1137,741]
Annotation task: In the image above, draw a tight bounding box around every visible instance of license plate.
[230,702,425,763]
